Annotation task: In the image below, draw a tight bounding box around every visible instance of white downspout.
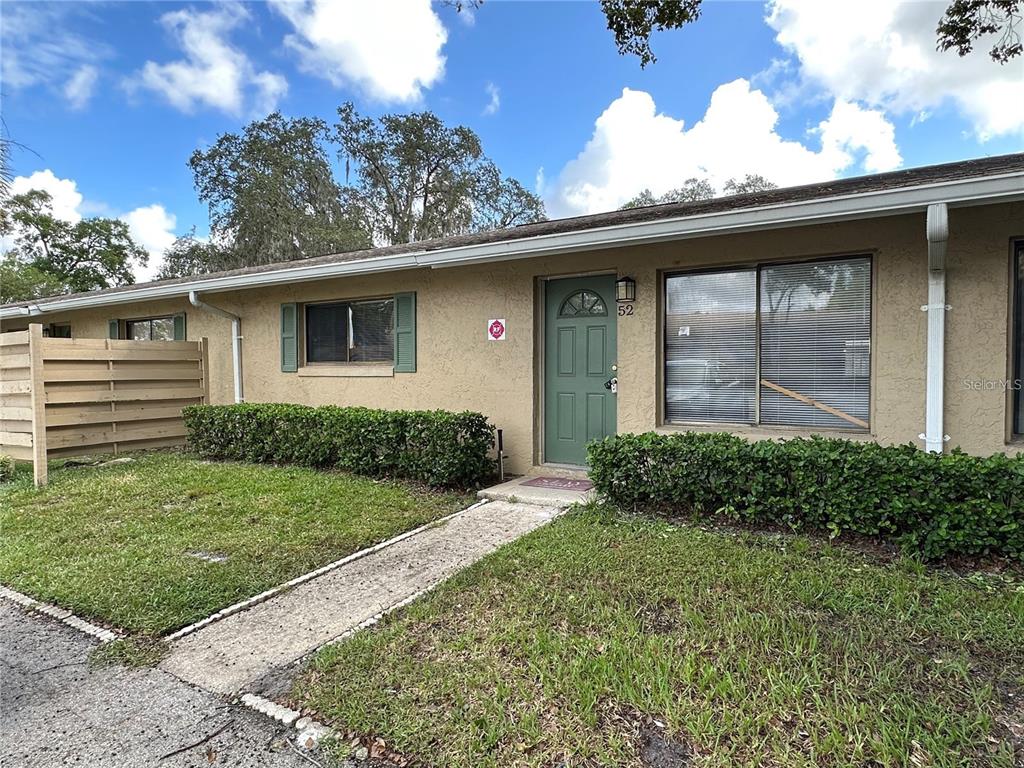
[188,291,244,404]
[921,203,949,453]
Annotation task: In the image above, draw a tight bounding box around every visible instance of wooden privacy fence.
[0,324,210,486]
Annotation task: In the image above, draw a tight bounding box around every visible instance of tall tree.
[0,190,147,302]
[189,112,369,268]
[336,103,545,245]
[156,228,233,280]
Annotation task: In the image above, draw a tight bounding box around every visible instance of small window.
[559,290,607,317]
[126,316,175,341]
[664,256,871,430]
[1014,242,1024,436]
[306,298,395,364]
[45,324,71,338]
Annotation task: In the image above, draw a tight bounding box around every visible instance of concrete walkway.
[0,602,314,768]
[161,500,558,695]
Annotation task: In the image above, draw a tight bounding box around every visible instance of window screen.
[306,298,395,364]
[1015,243,1024,436]
[759,258,871,429]
[126,317,174,341]
[665,269,757,423]
[664,256,871,430]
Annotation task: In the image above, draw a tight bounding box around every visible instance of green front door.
[544,275,617,465]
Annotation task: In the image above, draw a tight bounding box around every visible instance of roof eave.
[4,170,1022,320]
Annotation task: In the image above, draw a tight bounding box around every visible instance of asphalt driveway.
[0,602,320,768]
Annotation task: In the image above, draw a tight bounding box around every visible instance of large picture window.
[1014,242,1024,436]
[306,298,395,364]
[665,256,872,430]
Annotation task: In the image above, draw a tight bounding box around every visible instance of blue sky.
[3,0,1022,280]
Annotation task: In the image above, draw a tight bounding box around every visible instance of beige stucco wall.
[5,201,1021,472]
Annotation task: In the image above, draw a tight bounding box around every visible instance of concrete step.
[478,475,594,508]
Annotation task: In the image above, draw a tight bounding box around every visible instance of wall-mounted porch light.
[616,276,636,303]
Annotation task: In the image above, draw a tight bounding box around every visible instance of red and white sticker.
[487,319,506,341]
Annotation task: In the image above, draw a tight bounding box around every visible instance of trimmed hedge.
[0,454,14,483]
[183,403,495,489]
[588,432,1024,561]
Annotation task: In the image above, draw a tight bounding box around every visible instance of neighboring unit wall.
[4,201,1020,472]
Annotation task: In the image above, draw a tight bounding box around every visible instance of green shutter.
[393,292,416,373]
[108,319,120,339]
[281,303,298,372]
[173,313,186,341]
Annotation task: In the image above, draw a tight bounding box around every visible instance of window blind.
[759,258,871,429]
[664,269,757,423]
[306,299,395,364]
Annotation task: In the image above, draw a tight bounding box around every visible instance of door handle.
[604,377,618,394]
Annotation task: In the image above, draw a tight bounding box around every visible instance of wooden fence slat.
[44,386,206,405]
[0,354,30,370]
[46,404,189,428]
[0,431,33,447]
[47,421,188,450]
[0,381,31,394]
[42,347,202,362]
[0,331,29,346]
[44,366,203,383]
[0,407,32,421]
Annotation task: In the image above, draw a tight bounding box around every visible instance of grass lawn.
[0,451,471,635]
[292,506,1024,768]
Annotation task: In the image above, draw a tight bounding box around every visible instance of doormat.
[520,476,593,491]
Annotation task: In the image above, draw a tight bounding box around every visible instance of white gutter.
[189,291,244,404]
[921,203,949,453]
[3,170,1022,320]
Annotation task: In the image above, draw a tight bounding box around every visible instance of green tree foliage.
[620,175,776,209]
[600,0,702,67]
[188,112,370,268]
[0,190,146,303]
[937,0,1022,63]
[156,228,234,280]
[620,177,714,209]
[336,103,545,244]
[722,174,779,195]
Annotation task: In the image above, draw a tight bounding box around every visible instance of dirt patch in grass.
[291,505,1024,768]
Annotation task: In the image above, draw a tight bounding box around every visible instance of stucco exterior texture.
[8,202,1021,474]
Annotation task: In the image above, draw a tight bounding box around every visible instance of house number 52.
[617,304,634,316]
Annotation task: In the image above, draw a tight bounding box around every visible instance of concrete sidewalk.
[0,603,313,768]
[160,500,558,695]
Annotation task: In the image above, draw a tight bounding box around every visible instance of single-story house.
[3,154,1023,473]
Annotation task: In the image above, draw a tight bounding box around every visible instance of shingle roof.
[4,152,1023,310]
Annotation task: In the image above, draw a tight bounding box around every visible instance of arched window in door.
[558,290,608,318]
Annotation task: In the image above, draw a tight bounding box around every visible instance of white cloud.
[483,82,500,116]
[1,4,110,105]
[766,0,1024,140]
[10,171,85,223]
[64,65,99,111]
[546,81,901,217]
[5,170,175,282]
[269,0,447,103]
[121,205,178,281]
[131,2,287,116]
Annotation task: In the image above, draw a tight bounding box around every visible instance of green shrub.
[588,432,1024,561]
[0,454,14,483]
[183,403,495,489]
